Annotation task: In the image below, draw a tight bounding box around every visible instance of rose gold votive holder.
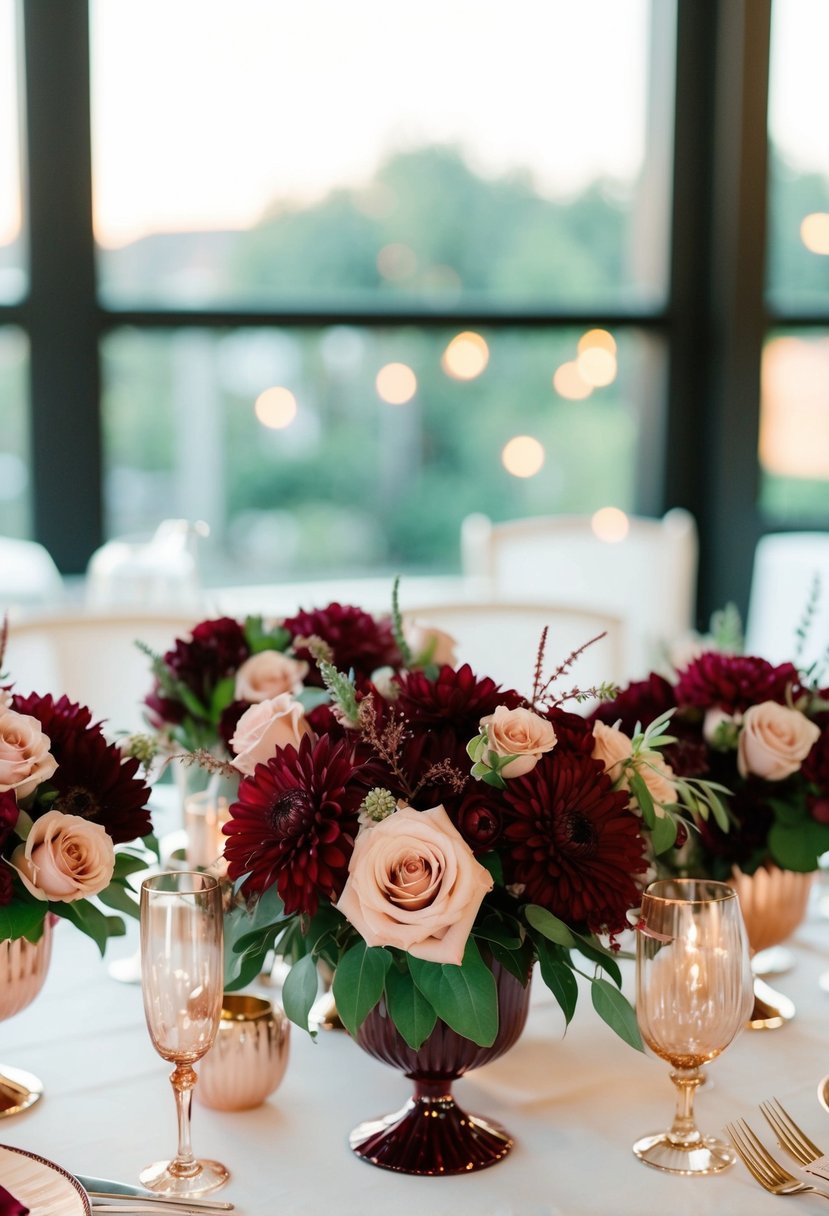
[196,994,290,1111]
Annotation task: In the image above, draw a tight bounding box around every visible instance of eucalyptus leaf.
[591,977,643,1051]
[525,904,576,947]
[52,899,114,956]
[96,881,140,919]
[385,966,437,1050]
[570,932,623,988]
[535,938,578,1025]
[650,812,678,855]
[628,769,655,827]
[485,938,534,983]
[769,820,829,872]
[332,942,392,1038]
[112,851,152,880]
[282,953,320,1033]
[408,938,498,1047]
[0,898,47,943]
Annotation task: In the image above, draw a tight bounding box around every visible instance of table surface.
[4,885,829,1216]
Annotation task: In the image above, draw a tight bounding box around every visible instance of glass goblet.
[633,877,753,1175]
[139,871,229,1197]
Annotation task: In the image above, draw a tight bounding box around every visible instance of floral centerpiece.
[201,588,735,1171]
[590,624,829,880]
[0,633,153,951]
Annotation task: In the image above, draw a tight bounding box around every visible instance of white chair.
[745,532,829,668]
[0,537,64,610]
[402,602,626,704]
[460,509,698,679]
[4,611,201,737]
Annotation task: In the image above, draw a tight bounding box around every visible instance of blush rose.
[230,693,313,776]
[479,705,557,778]
[234,650,308,703]
[591,722,675,816]
[737,701,821,781]
[12,809,115,902]
[336,804,493,965]
[0,708,58,800]
[405,623,458,668]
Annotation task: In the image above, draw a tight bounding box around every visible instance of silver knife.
[76,1175,233,1211]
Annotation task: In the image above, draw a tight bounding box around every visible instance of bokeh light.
[591,506,630,542]
[577,329,617,386]
[502,435,545,478]
[376,362,417,404]
[254,385,298,429]
[800,213,829,255]
[552,360,592,400]
[441,331,490,380]
[376,242,417,280]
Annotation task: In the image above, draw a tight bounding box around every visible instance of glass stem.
[169,1063,200,1178]
[667,1067,703,1147]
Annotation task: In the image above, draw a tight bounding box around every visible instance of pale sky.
[1,0,828,250]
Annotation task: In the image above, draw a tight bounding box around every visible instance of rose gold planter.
[0,919,53,1117]
[731,864,814,1030]
[196,994,290,1111]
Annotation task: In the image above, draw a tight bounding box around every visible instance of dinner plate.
[0,1144,90,1215]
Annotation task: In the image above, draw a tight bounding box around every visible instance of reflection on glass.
[759,331,829,520]
[90,0,675,309]
[100,326,661,584]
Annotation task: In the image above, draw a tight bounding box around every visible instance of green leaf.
[282,953,320,1033]
[650,812,678,855]
[525,904,576,947]
[96,881,140,919]
[535,937,578,1025]
[591,977,643,1051]
[570,932,623,988]
[408,938,499,1047]
[769,819,829,872]
[112,851,152,881]
[385,966,437,1050]
[244,616,291,654]
[475,912,521,949]
[53,899,118,956]
[224,930,277,991]
[0,897,48,943]
[209,675,237,722]
[484,937,535,983]
[628,769,656,827]
[332,942,392,1038]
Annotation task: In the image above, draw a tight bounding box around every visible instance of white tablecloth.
[4,898,829,1215]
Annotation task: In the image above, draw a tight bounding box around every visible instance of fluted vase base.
[349,1079,512,1175]
[0,1065,44,1118]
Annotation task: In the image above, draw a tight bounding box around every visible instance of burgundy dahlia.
[0,790,19,851]
[395,664,523,733]
[14,693,151,844]
[223,733,362,915]
[674,652,801,714]
[282,603,401,686]
[589,673,676,735]
[500,751,647,934]
[145,617,250,723]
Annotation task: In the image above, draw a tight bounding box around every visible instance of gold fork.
[760,1097,824,1168]
[725,1118,829,1201]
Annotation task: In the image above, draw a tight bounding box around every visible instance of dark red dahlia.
[454,788,503,851]
[500,751,647,934]
[674,652,801,714]
[802,719,829,788]
[223,733,362,916]
[0,863,12,907]
[145,617,250,723]
[589,673,676,735]
[543,705,596,755]
[0,790,19,851]
[12,691,99,743]
[282,602,401,686]
[395,664,523,733]
[16,693,151,844]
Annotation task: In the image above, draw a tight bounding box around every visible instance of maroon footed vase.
[350,961,532,1176]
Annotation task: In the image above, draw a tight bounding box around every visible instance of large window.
[5,1,819,619]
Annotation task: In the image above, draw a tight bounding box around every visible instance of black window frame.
[3,0,806,626]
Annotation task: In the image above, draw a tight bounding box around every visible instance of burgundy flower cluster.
[222,661,649,935]
[593,650,829,876]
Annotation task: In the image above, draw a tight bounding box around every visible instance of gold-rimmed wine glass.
[139,871,229,1197]
[633,878,753,1174]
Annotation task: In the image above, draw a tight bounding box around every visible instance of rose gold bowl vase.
[731,865,814,1030]
[350,961,531,1176]
[0,919,53,1117]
